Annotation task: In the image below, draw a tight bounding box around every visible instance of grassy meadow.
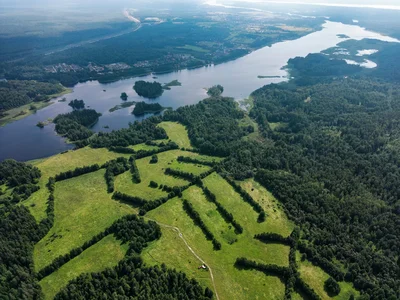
[24,120,351,299]
[144,176,292,300]
[157,121,192,149]
[24,147,130,221]
[34,169,135,271]
[39,234,128,299]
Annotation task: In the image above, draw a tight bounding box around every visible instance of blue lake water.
[0,21,398,161]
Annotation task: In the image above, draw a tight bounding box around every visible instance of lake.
[0,21,398,162]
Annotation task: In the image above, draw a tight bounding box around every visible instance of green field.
[24,147,130,221]
[296,252,359,300]
[144,176,291,300]
[34,169,135,271]
[26,120,344,299]
[177,45,209,53]
[40,234,128,299]
[158,121,192,149]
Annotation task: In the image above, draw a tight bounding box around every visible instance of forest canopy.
[0,80,64,111]
[133,81,164,99]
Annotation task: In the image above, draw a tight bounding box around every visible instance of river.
[0,21,398,162]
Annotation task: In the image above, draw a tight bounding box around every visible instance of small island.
[207,84,224,97]
[162,80,182,90]
[109,101,136,113]
[257,75,282,79]
[337,34,350,39]
[68,99,85,110]
[132,102,164,116]
[120,92,128,100]
[133,81,164,99]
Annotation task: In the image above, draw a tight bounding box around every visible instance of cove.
[0,21,398,162]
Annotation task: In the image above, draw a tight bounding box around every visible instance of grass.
[144,175,291,300]
[115,150,194,200]
[177,45,209,53]
[168,160,211,176]
[23,147,130,222]
[33,169,136,271]
[0,101,53,127]
[296,252,360,300]
[239,178,294,237]
[158,121,192,149]
[40,234,128,300]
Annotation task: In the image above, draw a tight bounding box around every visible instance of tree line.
[104,158,130,193]
[182,199,222,250]
[222,175,266,222]
[202,186,243,234]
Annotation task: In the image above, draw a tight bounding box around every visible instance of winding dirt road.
[144,217,220,300]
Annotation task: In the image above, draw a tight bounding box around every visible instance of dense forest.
[89,117,168,148]
[0,80,64,111]
[132,101,164,116]
[55,256,213,300]
[164,96,246,156]
[220,79,400,299]
[53,109,100,141]
[133,81,164,99]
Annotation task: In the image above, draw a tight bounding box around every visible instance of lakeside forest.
[1,3,400,300]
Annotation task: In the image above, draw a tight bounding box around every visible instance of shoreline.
[0,87,72,127]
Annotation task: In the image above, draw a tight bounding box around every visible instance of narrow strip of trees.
[182,199,221,250]
[129,156,141,183]
[104,158,129,193]
[55,164,100,181]
[177,156,216,167]
[222,175,266,222]
[202,186,243,234]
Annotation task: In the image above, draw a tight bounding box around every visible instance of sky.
[222,0,400,10]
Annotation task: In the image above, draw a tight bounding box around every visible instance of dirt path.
[144,217,220,300]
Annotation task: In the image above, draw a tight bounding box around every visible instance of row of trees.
[222,175,266,222]
[54,164,100,181]
[254,232,293,246]
[129,156,141,183]
[177,156,216,167]
[104,158,129,193]
[182,199,221,250]
[202,186,243,234]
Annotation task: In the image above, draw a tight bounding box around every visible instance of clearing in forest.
[25,120,359,300]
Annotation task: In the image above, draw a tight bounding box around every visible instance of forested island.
[53,109,100,141]
[132,102,164,116]
[133,81,164,99]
